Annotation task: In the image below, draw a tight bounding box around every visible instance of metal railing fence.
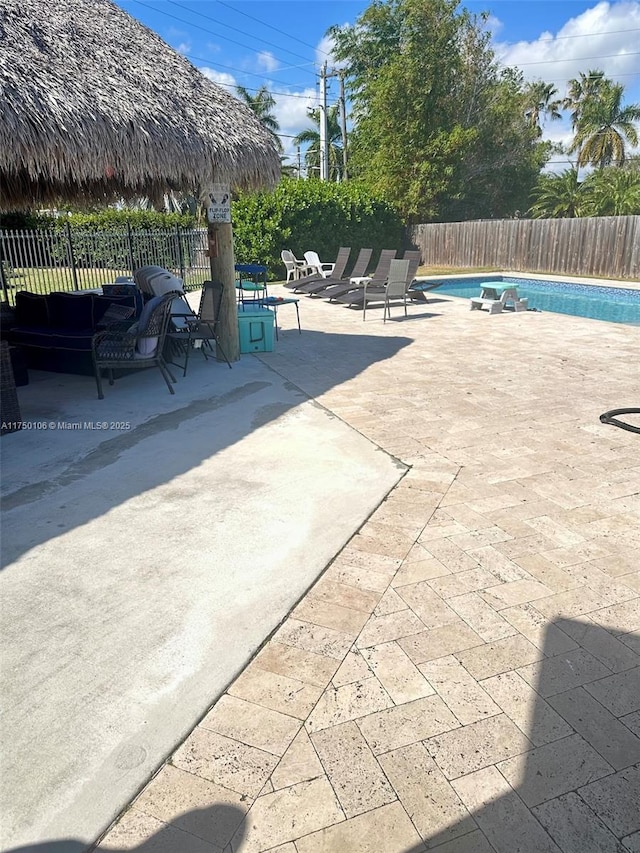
[0,226,211,303]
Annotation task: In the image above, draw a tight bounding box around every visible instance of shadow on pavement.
[5,804,246,852]
[8,618,638,852]
[396,617,640,853]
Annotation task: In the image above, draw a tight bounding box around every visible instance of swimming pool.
[413,275,640,325]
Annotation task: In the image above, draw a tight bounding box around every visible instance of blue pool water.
[414,275,640,325]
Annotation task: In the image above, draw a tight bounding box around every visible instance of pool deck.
[93,282,640,853]
[6,280,640,853]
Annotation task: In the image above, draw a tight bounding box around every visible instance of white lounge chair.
[304,251,335,278]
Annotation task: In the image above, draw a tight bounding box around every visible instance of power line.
[162,0,318,73]
[503,26,640,44]
[502,50,640,67]
[129,0,317,75]
[165,46,339,103]
[214,0,332,58]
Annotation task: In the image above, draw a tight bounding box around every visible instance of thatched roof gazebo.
[0,0,280,206]
[0,0,282,358]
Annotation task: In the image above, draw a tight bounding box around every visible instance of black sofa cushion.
[14,292,50,327]
[48,292,95,330]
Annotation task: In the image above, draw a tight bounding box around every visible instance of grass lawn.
[4,266,210,302]
[6,267,126,293]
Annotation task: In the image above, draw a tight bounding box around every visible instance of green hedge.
[2,187,406,279]
[232,178,406,279]
[0,209,197,230]
[0,209,199,271]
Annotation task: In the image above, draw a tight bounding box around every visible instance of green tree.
[569,80,640,169]
[329,0,546,221]
[563,69,606,130]
[585,165,640,215]
[292,106,344,181]
[236,85,283,153]
[529,169,588,218]
[523,81,562,134]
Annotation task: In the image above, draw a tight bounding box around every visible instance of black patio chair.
[167,280,232,376]
[92,291,178,399]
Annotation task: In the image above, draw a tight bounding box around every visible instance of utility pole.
[319,61,328,181]
[338,72,348,181]
[297,145,301,179]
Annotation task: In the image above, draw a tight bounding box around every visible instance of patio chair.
[409,279,444,302]
[281,250,312,284]
[336,259,411,321]
[133,265,170,296]
[92,290,178,399]
[134,265,201,329]
[304,250,336,278]
[399,250,422,297]
[300,247,374,297]
[291,247,353,294]
[322,249,397,302]
[167,280,232,376]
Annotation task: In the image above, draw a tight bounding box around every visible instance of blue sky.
[117,0,640,171]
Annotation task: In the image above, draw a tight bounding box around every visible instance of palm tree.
[563,70,606,130]
[569,81,640,169]
[236,85,283,153]
[523,81,562,135]
[293,106,343,180]
[529,168,587,218]
[586,166,640,215]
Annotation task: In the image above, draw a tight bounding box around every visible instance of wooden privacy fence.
[411,216,639,280]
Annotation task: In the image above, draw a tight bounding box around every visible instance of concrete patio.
[2,280,639,852]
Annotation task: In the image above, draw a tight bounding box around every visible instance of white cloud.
[495,1,640,161]
[316,30,348,70]
[494,0,640,99]
[484,14,504,38]
[273,88,319,160]
[200,67,237,94]
[316,33,336,67]
[257,51,279,73]
[175,42,191,56]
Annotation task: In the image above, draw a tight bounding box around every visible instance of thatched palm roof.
[0,0,281,209]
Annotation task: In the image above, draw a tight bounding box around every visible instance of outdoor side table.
[235,263,268,304]
[257,296,301,340]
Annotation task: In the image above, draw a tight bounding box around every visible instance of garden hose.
[599,408,640,435]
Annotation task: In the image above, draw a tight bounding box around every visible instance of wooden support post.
[204,186,240,362]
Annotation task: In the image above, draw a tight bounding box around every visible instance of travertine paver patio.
[99,281,639,853]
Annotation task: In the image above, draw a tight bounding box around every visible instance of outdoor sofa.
[6,287,143,375]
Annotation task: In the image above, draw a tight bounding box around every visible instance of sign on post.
[206,185,231,224]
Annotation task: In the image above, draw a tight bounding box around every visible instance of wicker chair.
[92,291,178,399]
